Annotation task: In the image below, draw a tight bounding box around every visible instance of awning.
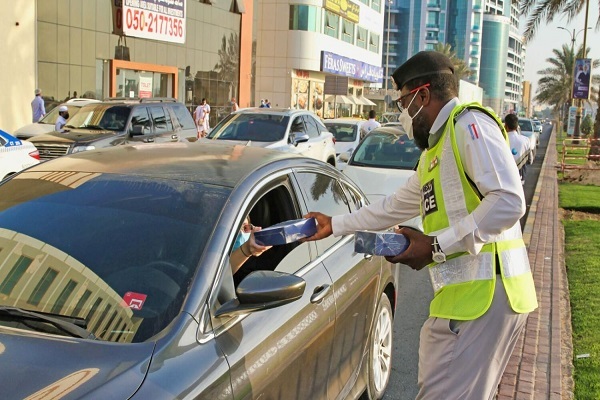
[359,96,377,106]
[348,95,362,105]
[325,95,354,105]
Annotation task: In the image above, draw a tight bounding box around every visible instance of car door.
[127,106,159,144]
[210,176,336,400]
[303,115,332,163]
[294,170,381,398]
[149,106,180,143]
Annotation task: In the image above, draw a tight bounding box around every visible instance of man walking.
[31,88,46,122]
[194,98,210,138]
[360,109,381,138]
[304,51,537,399]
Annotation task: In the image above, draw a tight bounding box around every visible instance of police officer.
[304,51,537,399]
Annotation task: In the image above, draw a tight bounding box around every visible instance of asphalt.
[497,124,574,399]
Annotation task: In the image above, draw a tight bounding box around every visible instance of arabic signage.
[573,58,591,100]
[324,0,360,23]
[119,0,186,44]
[321,51,383,83]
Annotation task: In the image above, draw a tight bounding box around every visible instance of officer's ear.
[418,86,431,107]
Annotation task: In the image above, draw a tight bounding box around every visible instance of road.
[383,123,553,399]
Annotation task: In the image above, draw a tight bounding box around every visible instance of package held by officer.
[254,218,317,246]
[354,231,410,256]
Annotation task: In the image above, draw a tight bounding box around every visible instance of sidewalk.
[497,127,574,399]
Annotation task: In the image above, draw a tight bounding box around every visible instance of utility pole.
[573,0,591,139]
[383,0,392,113]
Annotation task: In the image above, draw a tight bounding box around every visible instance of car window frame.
[129,106,153,136]
[302,115,321,139]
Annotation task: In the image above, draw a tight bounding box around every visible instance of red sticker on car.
[123,292,147,310]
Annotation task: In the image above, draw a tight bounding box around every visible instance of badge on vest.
[428,156,439,172]
[421,179,438,216]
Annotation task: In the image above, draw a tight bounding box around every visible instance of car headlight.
[71,145,95,154]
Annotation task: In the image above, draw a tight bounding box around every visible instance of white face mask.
[399,91,423,140]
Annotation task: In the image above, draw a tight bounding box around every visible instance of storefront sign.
[139,77,153,98]
[112,0,124,35]
[573,58,591,100]
[324,0,360,23]
[122,0,186,44]
[321,51,383,83]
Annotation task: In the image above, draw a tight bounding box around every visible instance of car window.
[351,131,420,169]
[171,104,196,130]
[302,115,321,138]
[295,172,350,254]
[208,113,289,142]
[68,105,129,132]
[518,120,533,131]
[0,172,230,343]
[149,106,173,133]
[40,105,80,125]
[130,107,152,135]
[290,117,306,136]
[340,182,365,211]
[325,123,357,142]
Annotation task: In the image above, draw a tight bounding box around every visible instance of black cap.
[391,51,455,90]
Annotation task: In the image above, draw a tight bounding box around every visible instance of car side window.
[129,107,152,135]
[340,182,365,211]
[302,116,320,139]
[149,106,173,134]
[295,172,350,254]
[290,117,306,135]
[171,104,196,130]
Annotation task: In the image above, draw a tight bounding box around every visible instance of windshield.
[350,131,421,169]
[324,123,358,142]
[67,105,131,132]
[207,113,290,142]
[518,120,533,132]
[38,105,79,125]
[0,172,229,343]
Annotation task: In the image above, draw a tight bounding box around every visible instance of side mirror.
[291,132,310,146]
[215,270,306,317]
[339,151,351,162]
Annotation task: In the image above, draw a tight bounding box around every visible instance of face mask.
[233,231,251,251]
[64,113,70,119]
[399,91,423,140]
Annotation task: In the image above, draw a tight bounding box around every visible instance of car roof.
[233,107,315,117]
[25,142,313,188]
[369,125,407,136]
[65,98,101,106]
[324,118,364,125]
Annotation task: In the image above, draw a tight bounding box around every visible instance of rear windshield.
[324,123,358,142]
[518,120,533,131]
[0,173,229,343]
[351,131,421,169]
[208,113,290,142]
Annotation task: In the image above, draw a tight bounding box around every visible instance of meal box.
[254,218,317,246]
[354,231,410,256]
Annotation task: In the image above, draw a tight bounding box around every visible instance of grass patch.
[559,183,600,213]
[562,219,600,399]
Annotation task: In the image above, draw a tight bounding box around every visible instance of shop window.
[342,19,355,44]
[357,27,367,49]
[324,11,339,39]
[369,32,380,53]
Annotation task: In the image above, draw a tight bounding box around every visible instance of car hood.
[29,130,115,145]
[14,122,55,138]
[343,165,415,198]
[0,327,154,399]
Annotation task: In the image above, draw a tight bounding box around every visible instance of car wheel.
[361,293,393,400]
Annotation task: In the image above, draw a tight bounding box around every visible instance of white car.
[14,98,101,140]
[323,118,365,169]
[206,108,337,166]
[532,119,543,134]
[518,118,537,162]
[0,130,40,181]
[340,126,423,230]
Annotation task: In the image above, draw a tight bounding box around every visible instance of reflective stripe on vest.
[419,103,537,319]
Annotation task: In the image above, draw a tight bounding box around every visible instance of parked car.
[28,98,197,160]
[14,98,101,140]
[517,118,537,162]
[0,142,398,399]
[340,126,423,230]
[0,129,40,181]
[206,108,337,167]
[323,118,365,169]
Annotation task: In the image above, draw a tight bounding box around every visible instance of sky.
[521,7,600,104]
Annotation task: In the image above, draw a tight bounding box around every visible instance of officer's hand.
[303,212,333,241]
[385,227,434,270]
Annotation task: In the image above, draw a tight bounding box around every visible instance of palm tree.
[519,0,597,43]
[432,43,472,80]
[535,44,599,116]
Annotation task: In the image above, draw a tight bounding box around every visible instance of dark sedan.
[0,142,398,399]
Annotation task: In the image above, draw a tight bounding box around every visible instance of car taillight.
[29,150,40,160]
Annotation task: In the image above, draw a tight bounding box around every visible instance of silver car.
[0,142,398,399]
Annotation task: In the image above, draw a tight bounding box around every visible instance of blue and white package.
[354,231,410,256]
[254,218,318,246]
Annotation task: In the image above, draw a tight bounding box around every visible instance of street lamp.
[383,0,392,113]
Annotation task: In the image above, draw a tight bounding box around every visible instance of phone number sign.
[121,0,186,44]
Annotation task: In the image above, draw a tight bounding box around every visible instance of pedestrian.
[231,97,239,112]
[360,109,381,138]
[55,106,69,132]
[194,98,210,138]
[504,113,531,185]
[265,99,271,108]
[259,99,267,108]
[31,88,46,123]
[304,51,537,399]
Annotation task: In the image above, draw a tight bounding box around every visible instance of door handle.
[363,254,373,260]
[171,134,179,141]
[144,137,155,143]
[310,284,331,304]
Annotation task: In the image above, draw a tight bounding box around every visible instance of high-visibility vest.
[418,102,538,320]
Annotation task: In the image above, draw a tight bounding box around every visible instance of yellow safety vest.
[418,103,538,320]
